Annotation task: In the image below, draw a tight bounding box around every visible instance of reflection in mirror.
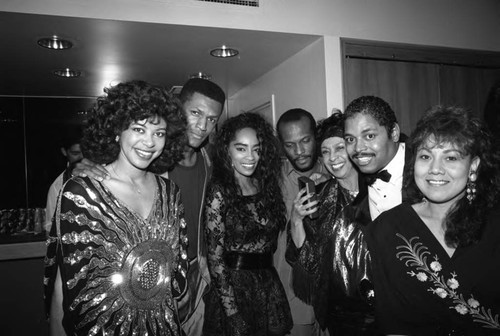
[0,97,92,242]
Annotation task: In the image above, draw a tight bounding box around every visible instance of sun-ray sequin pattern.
[43,176,188,336]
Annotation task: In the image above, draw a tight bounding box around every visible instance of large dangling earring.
[466,171,477,204]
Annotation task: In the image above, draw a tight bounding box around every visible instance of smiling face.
[414,137,480,206]
[117,117,167,170]
[183,92,223,149]
[344,113,400,174]
[229,127,261,180]
[278,117,316,172]
[320,136,356,181]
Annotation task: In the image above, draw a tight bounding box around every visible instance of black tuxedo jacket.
[351,142,411,227]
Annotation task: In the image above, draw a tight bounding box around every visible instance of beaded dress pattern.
[44,175,188,336]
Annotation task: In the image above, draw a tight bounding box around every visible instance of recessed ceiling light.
[210,45,239,58]
[53,68,82,78]
[37,36,73,50]
[190,72,212,80]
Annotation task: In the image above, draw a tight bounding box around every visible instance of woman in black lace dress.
[203,112,292,336]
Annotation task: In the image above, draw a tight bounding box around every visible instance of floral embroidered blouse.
[365,203,500,336]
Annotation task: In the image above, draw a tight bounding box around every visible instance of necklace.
[110,165,144,195]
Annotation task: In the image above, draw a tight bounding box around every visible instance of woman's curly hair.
[211,112,286,230]
[404,105,500,247]
[82,80,187,173]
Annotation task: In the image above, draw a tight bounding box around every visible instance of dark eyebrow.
[443,148,464,156]
[360,126,377,133]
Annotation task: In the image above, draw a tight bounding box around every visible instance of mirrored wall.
[0,97,93,243]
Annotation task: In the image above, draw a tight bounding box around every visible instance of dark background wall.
[0,257,48,336]
[0,97,92,210]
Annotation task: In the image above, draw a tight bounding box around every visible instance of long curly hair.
[82,80,187,174]
[211,112,286,230]
[405,105,500,247]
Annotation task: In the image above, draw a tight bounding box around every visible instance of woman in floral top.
[365,105,500,335]
[203,112,292,336]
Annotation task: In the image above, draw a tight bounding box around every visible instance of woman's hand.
[290,188,318,248]
[72,158,110,181]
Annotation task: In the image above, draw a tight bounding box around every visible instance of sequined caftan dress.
[44,175,188,336]
[203,184,293,336]
[286,179,375,335]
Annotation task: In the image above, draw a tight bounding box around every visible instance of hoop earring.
[466,172,477,204]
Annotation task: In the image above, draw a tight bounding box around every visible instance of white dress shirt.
[369,143,405,220]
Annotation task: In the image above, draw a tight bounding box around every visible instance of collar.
[282,157,325,177]
[380,142,405,183]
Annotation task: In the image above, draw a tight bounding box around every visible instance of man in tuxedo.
[343,96,408,222]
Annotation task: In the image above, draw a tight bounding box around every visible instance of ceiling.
[0,11,321,98]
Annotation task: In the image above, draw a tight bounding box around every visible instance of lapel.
[351,140,410,226]
[351,172,372,226]
[401,142,411,202]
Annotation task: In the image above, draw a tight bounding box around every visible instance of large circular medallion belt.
[119,239,174,309]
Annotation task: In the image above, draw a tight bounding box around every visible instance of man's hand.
[72,158,109,181]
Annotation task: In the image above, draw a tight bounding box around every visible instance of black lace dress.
[203,184,292,336]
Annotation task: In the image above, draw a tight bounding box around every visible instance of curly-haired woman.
[203,112,292,336]
[366,106,500,335]
[44,80,189,335]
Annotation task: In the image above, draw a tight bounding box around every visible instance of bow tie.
[365,169,391,186]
